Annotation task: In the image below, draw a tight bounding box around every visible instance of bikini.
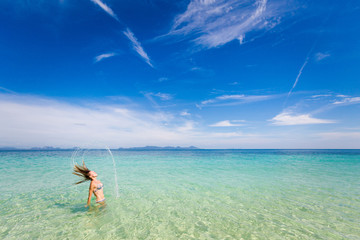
[94,183,105,203]
[94,183,104,193]
[96,198,106,203]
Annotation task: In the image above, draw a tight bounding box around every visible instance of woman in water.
[73,161,105,207]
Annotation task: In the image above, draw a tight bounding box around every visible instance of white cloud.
[0,94,195,148]
[153,92,173,101]
[270,112,336,125]
[199,94,280,107]
[123,28,154,68]
[0,94,273,148]
[180,111,191,116]
[144,92,173,102]
[90,0,119,22]
[166,0,291,49]
[333,97,360,105]
[314,52,330,61]
[177,121,195,132]
[94,52,116,63]
[209,120,244,127]
[310,94,331,98]
[2,93,358,149]
[308,94,360,106]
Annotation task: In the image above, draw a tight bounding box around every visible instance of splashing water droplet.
[106,147,120,198]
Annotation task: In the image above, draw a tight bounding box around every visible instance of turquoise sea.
[1,149,359,239]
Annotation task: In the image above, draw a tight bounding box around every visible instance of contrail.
[282,41,316,107]
[286,4,335,100]
[288,39,317,97]
[287,55,310,97]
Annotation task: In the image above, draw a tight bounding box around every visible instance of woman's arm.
[85,183,93,207]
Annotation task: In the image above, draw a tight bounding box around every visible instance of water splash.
[70,147,80,166]
[106,147,120,198]
[71,146,120,198]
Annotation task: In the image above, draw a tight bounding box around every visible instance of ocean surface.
[1,149,359,239]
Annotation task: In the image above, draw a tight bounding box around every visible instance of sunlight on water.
[1,150,360,239]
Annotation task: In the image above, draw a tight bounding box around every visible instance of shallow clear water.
[1,149,359,239]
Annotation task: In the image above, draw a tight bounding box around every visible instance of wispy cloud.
[90,1,154,67]
[198,94,281,108]
[165,0,291,49]
[333,96,360,105]
[180,111,191,116]
[142,92,173,109]
[123,28,154,68]
[310,94,332,99]
[270,112,335,125]
[209,120,245,127]
[90,0,119,22]
[314,52,330,61]
[94,52,117,63]
[0,86,16,94]
[0,94,165,147]
[177,121,195,132]
[2,93,359,149]
[152,92,173,101]
[0,93,198,148]
[0,93,269,149]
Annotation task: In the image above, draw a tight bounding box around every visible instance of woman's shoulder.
[90,181,97,188]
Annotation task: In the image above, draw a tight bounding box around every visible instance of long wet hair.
[73,161,91,185]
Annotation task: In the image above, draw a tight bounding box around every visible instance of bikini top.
[94,183,104,193]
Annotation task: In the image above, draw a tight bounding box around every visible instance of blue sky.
[0,0,360,148]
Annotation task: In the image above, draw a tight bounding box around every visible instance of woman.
[73,161,105,207]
